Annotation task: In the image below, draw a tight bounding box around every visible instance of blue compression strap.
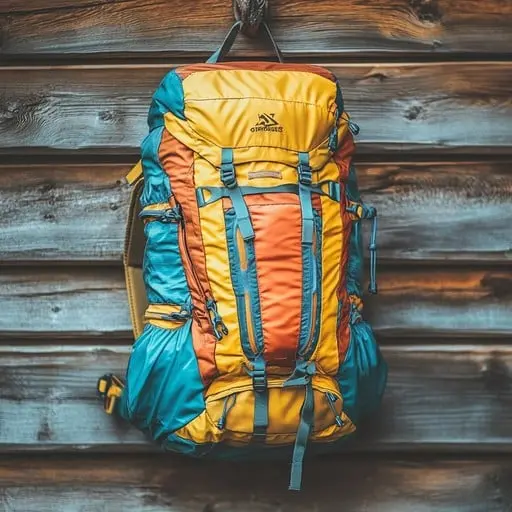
[298,152,314,245]
[284,360,316,491]
[252,355,268,440]
[230,187,255,240]
[289,380,314,491]
[196,182,340,208]
[220,149,254,241]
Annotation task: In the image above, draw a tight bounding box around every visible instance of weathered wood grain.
[0,267,510,338]
[1,344,512,451]
[1,457,512,511]
[1,161,511,264]
[0,63,511,154]
[1,0,511,57]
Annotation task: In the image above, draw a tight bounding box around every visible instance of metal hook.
[233,0,268,37]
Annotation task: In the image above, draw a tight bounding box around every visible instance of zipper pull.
[206,298,229,340]
[217,394,237,430]
[139,207,181,223]
[326,392,344,427]
[348,120,360,136]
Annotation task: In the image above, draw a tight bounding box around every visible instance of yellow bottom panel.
[176,375,356,446]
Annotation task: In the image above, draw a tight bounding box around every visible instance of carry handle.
[207,20,284,63]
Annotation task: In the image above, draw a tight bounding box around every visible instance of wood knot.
[409,0,442,23]
[404,103,425,121]
[98,110,116,122]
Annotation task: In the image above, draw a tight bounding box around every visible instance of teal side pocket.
[118,320,205,442]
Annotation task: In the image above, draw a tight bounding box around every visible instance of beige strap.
[123,176,148,339]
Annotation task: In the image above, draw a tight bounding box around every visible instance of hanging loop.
[233,0,268,37]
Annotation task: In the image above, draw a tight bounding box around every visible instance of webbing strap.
[196,182,340,208]
[252,356,268,440]
[283,360,316,491]
[221,149,255,241]
[230,187,255,241]
[289,380,314,491]
[298,152,314,245]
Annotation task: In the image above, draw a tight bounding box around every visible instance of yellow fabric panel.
[174,410,222,445]
[193,157,305,189]
[144,304,187,330]
[312,193,343,375]
[165,112,333,171]
[177,374,355,446]
[196,157,247,375]
[140,202,171,212]
[316,159,342,184]
[182,70,337,150]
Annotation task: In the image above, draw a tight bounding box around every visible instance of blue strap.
[298,152,314,246]
[230,187,254,241]
[284,360,316,492]
[251,356,268,440]
[368,214,378,294]
[220,149,255,241]
[196,182,340,208]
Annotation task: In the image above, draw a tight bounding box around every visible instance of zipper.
[299,213,322,359]
[139,206,181,223]
[236,228,259,355]
[178,219,228,340]
[325,392,344,427]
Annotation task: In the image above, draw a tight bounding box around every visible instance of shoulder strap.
[123,176,148,338]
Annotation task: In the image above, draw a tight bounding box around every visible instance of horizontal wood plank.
[1,161,511,264]
[1,0,511,57]
[1,344,512,451]
[1,457,512,511]
[0,267,510,338]
[0,63,511,155]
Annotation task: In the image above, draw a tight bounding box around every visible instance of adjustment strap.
[196,182,340,208]
[252,355,268,440]
[221,148,255,241]
[298,152,314,245]
[283,361,316,491]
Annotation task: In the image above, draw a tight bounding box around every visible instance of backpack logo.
[250,113,284,133]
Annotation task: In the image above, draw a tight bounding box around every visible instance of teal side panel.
[138,126,190,305]
[143,219,190,305]
[337,320,387,425]
[140,126,171,207]
[148,69,186,130]
[118,321,205,440]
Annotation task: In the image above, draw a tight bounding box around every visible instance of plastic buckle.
[253,367,267,393]
[298,162,312,186]
[97,374,124,415]
[221,163,237,189]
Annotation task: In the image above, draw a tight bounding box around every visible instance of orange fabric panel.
[177,62,336,82]
[159,130,217,385]
[334,132,356,182]
[250,197,303,366]
[335,147,355,363]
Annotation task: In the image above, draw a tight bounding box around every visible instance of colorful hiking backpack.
[97,21,387,491]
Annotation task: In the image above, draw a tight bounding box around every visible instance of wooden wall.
[1,0,512,509]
